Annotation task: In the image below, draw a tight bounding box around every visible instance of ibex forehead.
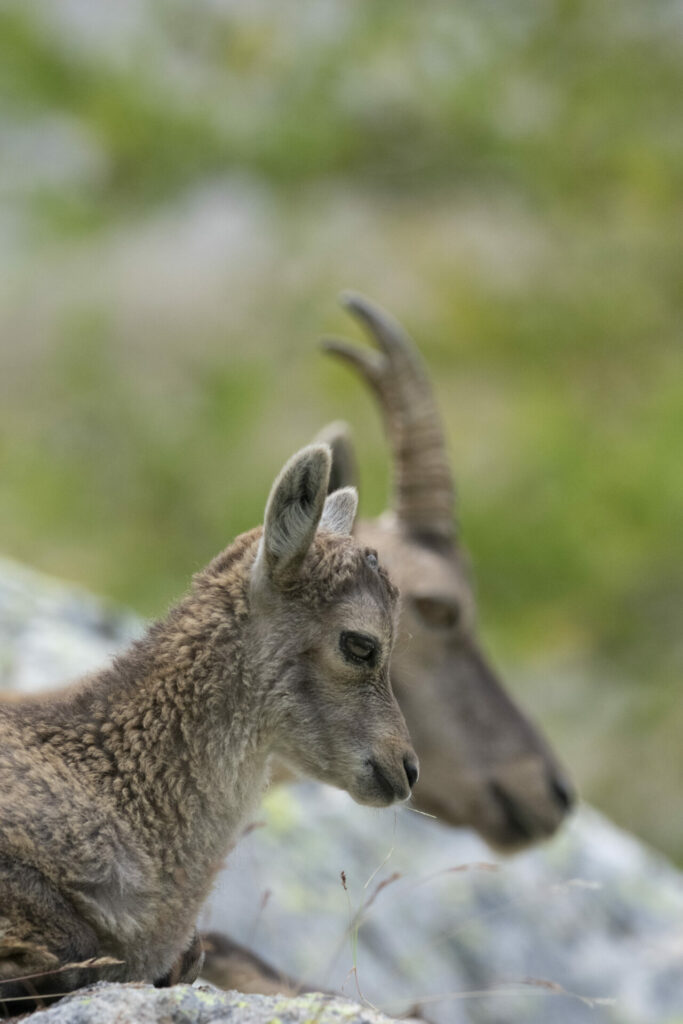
[404,548,471,600]
[294,532,398,610]
[333,590,395,642]
[356,519,472,603]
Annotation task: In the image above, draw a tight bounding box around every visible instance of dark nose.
[403,756,419,790]
[551,774,575,812]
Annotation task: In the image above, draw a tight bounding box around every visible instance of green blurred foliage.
[0,0,681,855]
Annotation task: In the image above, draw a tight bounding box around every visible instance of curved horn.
[314,421,359,494]
[322,292,455,540]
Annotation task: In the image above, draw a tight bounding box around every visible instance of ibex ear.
[256,444,331,584]
[319,486,358,536]
[314,421,358,493]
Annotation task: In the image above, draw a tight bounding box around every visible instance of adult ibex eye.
[412,596,461,631]
[340,631,378,665]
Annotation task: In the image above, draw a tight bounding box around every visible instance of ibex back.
[0,444,416,1013]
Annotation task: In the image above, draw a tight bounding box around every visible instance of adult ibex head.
[0,444,416,1010]
[321,294,574,849]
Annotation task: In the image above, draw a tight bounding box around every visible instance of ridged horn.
[314,421,358,494]
[322,292,455,540]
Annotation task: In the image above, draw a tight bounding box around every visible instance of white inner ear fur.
[319,487,358,537]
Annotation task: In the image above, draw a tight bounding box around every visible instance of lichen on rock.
[20,983,423,1024]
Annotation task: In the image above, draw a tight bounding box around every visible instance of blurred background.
[0,0,681,860]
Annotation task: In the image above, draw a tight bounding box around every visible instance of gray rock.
[0,558,141,694]
[22,983,419,1024]
[206,784,683,1024]
[2,557,682,1024]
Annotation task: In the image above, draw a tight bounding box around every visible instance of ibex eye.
[340,631,378,665]
[412,596,461,630]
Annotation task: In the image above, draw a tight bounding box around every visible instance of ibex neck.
[84,532,270,884]
[13,530,275,978]
[107,628,255,807]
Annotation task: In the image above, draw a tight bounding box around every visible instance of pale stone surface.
[22,983,418,1024]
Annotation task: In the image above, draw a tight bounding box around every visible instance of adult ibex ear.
[315,421,358,494]
[256,444,332,585]
[319,486,358,536]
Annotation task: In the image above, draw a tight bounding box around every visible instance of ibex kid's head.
[249,444,418,807]
[321,295,574,849]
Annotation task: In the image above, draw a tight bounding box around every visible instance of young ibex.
[321,294,574,850]
[0,444,417,1013]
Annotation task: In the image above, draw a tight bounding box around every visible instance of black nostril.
[551,776,575,811]
[404,757,419,790]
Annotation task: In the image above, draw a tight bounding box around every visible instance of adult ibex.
[0,444,416,1014]
[321,294,574,850]
[200,296,576,998]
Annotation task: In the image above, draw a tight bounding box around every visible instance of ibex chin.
[0,444,417,1013]
[318,294,574,850]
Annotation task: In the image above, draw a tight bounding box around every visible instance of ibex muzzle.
[322,294,574,850]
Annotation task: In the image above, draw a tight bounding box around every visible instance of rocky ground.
[9,983,423,1024]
